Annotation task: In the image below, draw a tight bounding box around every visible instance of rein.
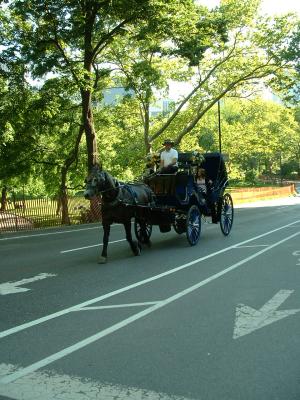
[98,184,122,195]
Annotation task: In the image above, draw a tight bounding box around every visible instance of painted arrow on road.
[233,290,300,339]
[0,273,56,295]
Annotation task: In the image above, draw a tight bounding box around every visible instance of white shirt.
[197,178,206,193]
[160,148,178,167]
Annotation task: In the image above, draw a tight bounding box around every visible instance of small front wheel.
[134,219,152,244]
[186,205,201,246]
[219,193,234,236]
[173,214,186,234]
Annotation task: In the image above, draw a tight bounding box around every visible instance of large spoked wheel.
[134,219,152,244]
[219,193,234,236]
[186,205,201,246]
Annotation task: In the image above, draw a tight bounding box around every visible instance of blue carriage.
[134,152,234,246]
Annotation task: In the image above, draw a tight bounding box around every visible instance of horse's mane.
[104,170,119,189]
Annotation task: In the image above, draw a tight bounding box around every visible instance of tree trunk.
[58,124,85,224]
[60,166,71,225]
[0,186,8,212]
[81,89,98,171]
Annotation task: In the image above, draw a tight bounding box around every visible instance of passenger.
[196,168,207,193]
[159,139,178,174]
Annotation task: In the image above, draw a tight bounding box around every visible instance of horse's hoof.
[98,256,107,264]
[134,244,141,256]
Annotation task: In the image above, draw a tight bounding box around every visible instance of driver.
[159,139,178,174]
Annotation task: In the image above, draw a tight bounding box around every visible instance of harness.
[100,181,138,207]
[123,184,138,205]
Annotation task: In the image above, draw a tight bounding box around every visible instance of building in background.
[102,87,174,117]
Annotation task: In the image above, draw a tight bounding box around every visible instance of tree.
[0,7,36,208]
[268,20,300,104]
[25,77,85,223]
[6,0,195,171]
[0,70,38,209]
[196,98,300,182]
[108,1,229,153]
[106,0,300,155]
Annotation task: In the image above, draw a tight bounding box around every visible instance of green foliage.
[170,4,229,66]
[281,160,299,178]
[95,97,145,180]
[269,20,300,103]
[192,98,300,182]
[1,0,300,197]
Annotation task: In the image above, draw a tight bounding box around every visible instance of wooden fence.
[229,184,296,203]
[0,196,101,233]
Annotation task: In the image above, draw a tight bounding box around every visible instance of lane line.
[61,239,126,253]
[234,245,269,248]
[73,302,160,310]
[1,219,300,340]
[2,229,300,384]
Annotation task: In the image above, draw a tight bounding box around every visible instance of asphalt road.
[1,195,300,400]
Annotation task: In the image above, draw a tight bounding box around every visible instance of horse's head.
[84,165,106,199]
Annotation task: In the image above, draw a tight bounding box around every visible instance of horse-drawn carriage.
[135,152,233,246]
[84,152,233,263]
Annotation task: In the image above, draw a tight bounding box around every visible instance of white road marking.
[0,273,57,295]
[233,290,300,339]
[234,245,269,248]
[1,229,300,384]
[292,250,300,266]
[0,363,195,400]
[73,302,160,310]
[61,238,126,253]
[1,219,300,340]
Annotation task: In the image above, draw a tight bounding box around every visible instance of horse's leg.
[124,221,141,256]
[99,222,110,264]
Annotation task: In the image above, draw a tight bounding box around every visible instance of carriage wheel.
[219,193,234,236]
[134,219,152,244]
[186,205,201,246]
[173,214,186,234]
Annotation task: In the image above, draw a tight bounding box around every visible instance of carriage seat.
[145,171,190,197]
[145,174,176,195]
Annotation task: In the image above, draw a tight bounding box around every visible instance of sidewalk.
[235,192,300,208]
